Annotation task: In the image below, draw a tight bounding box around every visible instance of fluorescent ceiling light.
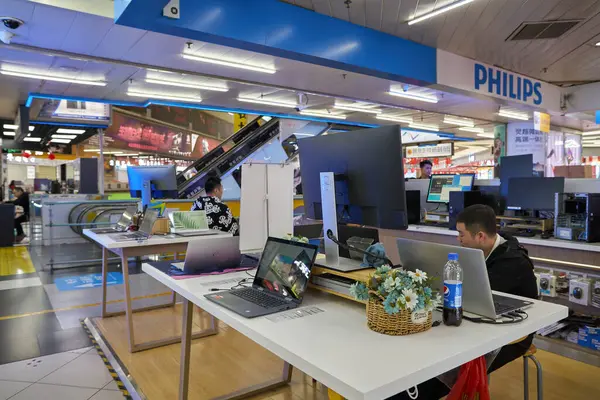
[237,97,298,108]
[596,42,600,47]
[0,69,106,86]
[376,115,413,124]
[293,133,315,137]
[477,133,495,139]
[408,0,474,25]
[333,104,382,114]
[3,131,15,136]
[145,78,228,92]
[83,149,100,152]
[497,110,530,121]
[409,123,439,132]
[52,134,77,139]
[23,137,42,142]
[459,127,485,134]
[444,116,474,127]
[582,130,600,136]
[182,53,276,74]
[388,89,438,103]
[299,110,346,120]
[2,124,34,131]
[49,139,72,144]
[57,128,86,134]
[127,90,202,103]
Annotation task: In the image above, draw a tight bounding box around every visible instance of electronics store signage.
[534,111,550,133]
[405,143,452,158]
[436,50,561,111]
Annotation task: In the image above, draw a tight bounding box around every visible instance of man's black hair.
[13,187,24,193]
[204,177,222,195]
[456,204,497,236]
[419,160,433,168]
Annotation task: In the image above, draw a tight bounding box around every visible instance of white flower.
[427,293,442,311]
[401,288,419,311]
[408,269,427,284]
[383,277,396,292]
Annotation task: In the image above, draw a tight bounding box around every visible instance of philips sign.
[474,64,542,106]
[436,50,561,111]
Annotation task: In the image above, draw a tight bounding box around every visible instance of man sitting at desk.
[191,176,239,235]
[390,204,538,399]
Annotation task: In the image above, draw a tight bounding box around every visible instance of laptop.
[205,237,318,318]
[396,238,533,320]
[168,210,218,237]
[109,208,160,241]
[171,236,258,274]
[90,206,137,234]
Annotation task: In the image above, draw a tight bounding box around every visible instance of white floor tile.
[0,352,79,383]
[0,380,30,400]
[68,346,94,354]
[0,277,42,291]
[89,390,124,400]
[9,383,97,400]
[39,354,112,389]
[103,380,120,391]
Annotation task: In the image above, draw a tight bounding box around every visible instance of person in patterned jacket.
[191,176,239,235]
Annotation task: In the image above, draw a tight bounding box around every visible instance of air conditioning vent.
[507,20,581,41]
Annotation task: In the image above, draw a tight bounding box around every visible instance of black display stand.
[0,204,15,247]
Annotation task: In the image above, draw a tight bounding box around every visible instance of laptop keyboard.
[492,294,524,315]
[127,232,148,239]
[231,288,289,309]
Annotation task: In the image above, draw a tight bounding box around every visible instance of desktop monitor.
[127,165,178,207]
[426,174,475,204]
[507,177,565,211]
[298,125,408,230]
[499,154,533,198]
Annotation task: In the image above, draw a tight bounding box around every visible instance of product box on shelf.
[578,326,600,349]
[592,281,600,309]
[569,278,592,306]
[539,273,557,297]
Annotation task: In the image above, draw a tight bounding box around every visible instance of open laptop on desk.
[171,236,258,274]
[397,238,533,320]
[108,208,159,241]
[205,237,318,318]
[89,206,137,234]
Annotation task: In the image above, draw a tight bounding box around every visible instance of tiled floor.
[0,347,123,400]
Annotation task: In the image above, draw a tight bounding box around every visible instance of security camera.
[1,17,24,30]
[0,30,15,45]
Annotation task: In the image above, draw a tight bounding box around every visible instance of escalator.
[177,116,280,199]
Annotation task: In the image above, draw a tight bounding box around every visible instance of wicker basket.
[366,299,432,336]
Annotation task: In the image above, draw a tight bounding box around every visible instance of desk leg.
[211,362,293,400]
[122,250,136,353]
[179,298,193,400]
[101,247,109,318]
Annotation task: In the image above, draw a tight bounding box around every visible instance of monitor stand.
[316,172,369,273]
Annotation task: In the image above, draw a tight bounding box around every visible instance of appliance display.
[426,174,475,204]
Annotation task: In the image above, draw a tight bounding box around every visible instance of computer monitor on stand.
[298,125,407,272]
[127,166,178,209]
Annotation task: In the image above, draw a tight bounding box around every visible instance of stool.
[523,345,543,400]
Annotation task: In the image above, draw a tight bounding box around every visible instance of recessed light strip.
[0,69,107,86]
[388,90,439,103]
[57,128,86,134]
[459,127,484,134]
[3,125,34,131]
[477,133,495,139]
[408,0,475,25]
[409,123,439,132]
[376,115,413,124]
[145,78,228,92]
[299,110,347,120]
[23,137,42,142]
[333,104,382,114]
[182,54,276,74]
[582,130,600,136]
[49,139,72,144]
[498,110,530,121]
[237,97,298,108]
[444,117,474,127]
[3,131,16,136]
[52,134,77,139]
[127,91,202,103]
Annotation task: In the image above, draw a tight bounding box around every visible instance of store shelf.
[540,295,600,318]
[534,335,600,367]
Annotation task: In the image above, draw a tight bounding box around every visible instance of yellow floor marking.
[0,291,172,321]
[0,247,36,276]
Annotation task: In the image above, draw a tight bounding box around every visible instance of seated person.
[390,204,538,399]
[191,177,239,235]
[12,187,30,243]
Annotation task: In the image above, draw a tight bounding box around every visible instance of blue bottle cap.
[448,253,459,261]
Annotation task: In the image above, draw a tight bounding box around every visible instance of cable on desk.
[462,310,528,325]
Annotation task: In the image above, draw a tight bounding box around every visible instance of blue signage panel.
[55,272,124,291]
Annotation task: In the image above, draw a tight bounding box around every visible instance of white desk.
[142,264,568,400]
[84,229,231,353]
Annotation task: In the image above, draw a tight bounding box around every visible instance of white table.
[84,229,231,353]
[142,264,569,400]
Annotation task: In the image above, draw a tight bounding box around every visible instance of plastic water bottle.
[443,253,463,327]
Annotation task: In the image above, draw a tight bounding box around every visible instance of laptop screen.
[116,206,136,229]
[253,238,318,301]
[139,208,159,234]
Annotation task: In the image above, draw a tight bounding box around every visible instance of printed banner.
[405,143,453,158]
[506,122,546,175]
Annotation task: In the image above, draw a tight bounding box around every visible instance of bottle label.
[444,280,462,309]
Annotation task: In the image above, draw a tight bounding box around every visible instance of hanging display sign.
[534,111,550,133]
[436,50,561,111]
[405,143,453,158]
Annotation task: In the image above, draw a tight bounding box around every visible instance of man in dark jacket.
[389,204,538,400]
[12,187,29,243]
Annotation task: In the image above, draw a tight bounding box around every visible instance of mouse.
[540,232,552,239]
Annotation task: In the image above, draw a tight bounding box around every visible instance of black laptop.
[205,237,318,318]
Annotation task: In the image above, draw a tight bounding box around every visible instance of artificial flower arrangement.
[350,265,441,335]
[284,234,309,243]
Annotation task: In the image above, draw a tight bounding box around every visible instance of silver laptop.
[396,238,533,319]
[205,237,318,318]
[171,236,258,274]
[90,206,137,234]
[109,208,159,241]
